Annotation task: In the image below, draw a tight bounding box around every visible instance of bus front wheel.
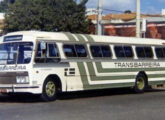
[41,78,57,102]
[134,74,147,93]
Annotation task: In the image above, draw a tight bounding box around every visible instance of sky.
[86,0,165,14]
[0,0,165,14]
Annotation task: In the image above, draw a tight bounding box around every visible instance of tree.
[0,0,15,12]
[0,0,9,12]
[124,10,132,14]
[3,0,91,34]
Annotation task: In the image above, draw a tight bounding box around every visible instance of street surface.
[0,88,165,120]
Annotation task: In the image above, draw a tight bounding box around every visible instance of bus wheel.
[134,74,147,93]
[41,78,57,102]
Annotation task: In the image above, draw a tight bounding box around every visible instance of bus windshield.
[0,42,33,65]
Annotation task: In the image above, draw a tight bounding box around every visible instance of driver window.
[35,42,60,63]
[48,44,59,57]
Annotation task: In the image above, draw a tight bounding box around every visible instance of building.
[0,13,4,35]
[88,12,165,40]
[86,8,98,16]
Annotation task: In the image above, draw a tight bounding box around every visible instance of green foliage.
[0,0,15,12]
[0,0,9,12]
[124,10,132,14]
[3,0,91,34]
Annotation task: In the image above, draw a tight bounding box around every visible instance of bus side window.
[124,46,134,58]
[155,48,164,58]
[35,42,46,63]
[162,48,165,57]
[101,45,112,57]
[114,46,125,58]
[36,43,42,57]
[144,47,153,58]
[48,44,59,57]
[90,45,102,57]
[136,47,145,58]
[75,45,87,57]
[35,42,60,63]
[36,42,47,58]
[46,43,60,63]
[63,45,77,57]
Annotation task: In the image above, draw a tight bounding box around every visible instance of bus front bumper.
[0,85,41,94]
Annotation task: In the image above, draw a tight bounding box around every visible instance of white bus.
[0,31,165,101]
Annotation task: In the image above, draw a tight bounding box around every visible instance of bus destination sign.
[4,35,23,42]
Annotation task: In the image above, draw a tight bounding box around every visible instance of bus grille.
[0,72,28,84]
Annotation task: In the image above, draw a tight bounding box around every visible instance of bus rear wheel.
[41,78,57,102]
[134,74,147,93]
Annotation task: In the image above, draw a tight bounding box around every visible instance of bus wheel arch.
[41,74,62,102]
[134,71,148,93]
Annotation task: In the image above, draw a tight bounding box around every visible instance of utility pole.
[97,0,102,35]
[136,0,141,38]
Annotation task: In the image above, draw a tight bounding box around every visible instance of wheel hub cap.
[46,81,56,97]
[137,77,145,90]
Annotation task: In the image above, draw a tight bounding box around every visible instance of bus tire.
[41,77,58,102]
[134,74,147,93]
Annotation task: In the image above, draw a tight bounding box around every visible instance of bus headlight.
[16,76,29,84]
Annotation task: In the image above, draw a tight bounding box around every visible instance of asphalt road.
[0,88,165,120]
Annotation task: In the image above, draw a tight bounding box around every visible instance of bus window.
[75,45,87,57]
[36,42,47,60]
[124,46,133,58]
[114,46,125,58]
[35,42,60,63]
[0,42,33,64]
[63,45,77,57]
[90,46,102,57]
[163,48,165,56]
[155,48,164,58]
[36,43,42,57]
[101,46,112,57]
[18,44,33,64]
[136,47,145,58]
[48,44,59,57]
[136,46,153,58]
[144,47,153,58]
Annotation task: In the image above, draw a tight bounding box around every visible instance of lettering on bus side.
[0,65,26,71]
[114,62,160,68]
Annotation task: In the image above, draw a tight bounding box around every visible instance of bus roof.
[3,31,165,46]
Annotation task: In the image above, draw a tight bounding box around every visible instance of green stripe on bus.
[77,62,89,89]
[75,34,86,42]
[77,62,165,90]
[85,82,134,90]
[94,62,165,79]
[95,62,165,73]
[77,62,134,90]
[63,32,95,42]
[63,32,77,41]
[84,34,94,42]
[86,62,135,80]
[148,74,165,78]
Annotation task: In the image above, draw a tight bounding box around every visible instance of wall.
[103,23,165,40]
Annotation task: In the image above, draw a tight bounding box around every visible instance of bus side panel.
[77,61,135,91]
[65,62,84,91]
[32,63,68,93]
